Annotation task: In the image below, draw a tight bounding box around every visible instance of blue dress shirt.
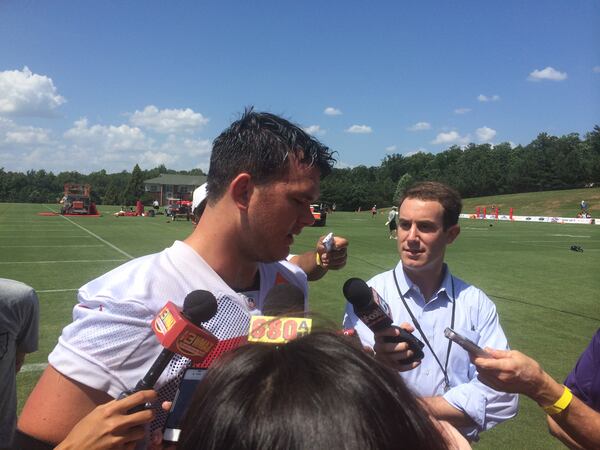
[343,263,518,440]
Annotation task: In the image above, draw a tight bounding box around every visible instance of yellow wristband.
[315,252,322,267]
[543,386,573,415]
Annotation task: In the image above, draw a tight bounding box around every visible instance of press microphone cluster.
[343,277,424,363]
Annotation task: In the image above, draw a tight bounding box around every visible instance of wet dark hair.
[179,331,449,450]
[400,181,462,230]
[206,107,336,202]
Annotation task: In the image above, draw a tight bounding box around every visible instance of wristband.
[315,252,322,267]
[542,385,573,415]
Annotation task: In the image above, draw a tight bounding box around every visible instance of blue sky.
[1,0,598,174]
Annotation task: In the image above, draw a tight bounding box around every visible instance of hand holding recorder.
[317,232,348,270]
[444,327,491,358]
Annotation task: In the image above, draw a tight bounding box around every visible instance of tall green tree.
[123,164,145,205]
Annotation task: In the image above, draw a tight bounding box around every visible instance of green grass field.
[1,197,599,449]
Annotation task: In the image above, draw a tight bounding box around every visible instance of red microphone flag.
[152,301,218,363]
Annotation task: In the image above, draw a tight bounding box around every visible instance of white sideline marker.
[37,288,79,293]
[0,244,104,248]
[20,363,48,373]
[0,259,127,265]
[45,206,134,260]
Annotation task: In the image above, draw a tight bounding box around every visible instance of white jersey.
[48,240,307,430]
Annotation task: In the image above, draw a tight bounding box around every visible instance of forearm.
[421,396,476,428]
[520,371,600,449]
[18,365,112,445]
[546,416,586,450]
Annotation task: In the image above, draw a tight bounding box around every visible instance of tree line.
[0,164,204,207]
[1,126,599,209]
[320,126,600,210]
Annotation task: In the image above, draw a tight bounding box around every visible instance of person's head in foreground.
[178,331,450,450]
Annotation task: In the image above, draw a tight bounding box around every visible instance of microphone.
[127,290,219,395]
[262,283,306,316]
[343,277,424,363]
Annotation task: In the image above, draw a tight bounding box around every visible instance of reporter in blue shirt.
[343,181,518,440]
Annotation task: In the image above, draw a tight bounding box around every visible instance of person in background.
[386,206,398,239]
[371,204,377,218]
[473,329,600,449]
[191,182,348,282]
[343,181,517,440]
[0,279,39,450]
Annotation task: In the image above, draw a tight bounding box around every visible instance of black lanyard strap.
[392,268,456,390]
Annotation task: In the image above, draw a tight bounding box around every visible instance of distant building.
[143,174,207,206]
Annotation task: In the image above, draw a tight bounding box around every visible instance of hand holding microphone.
[343,278,424,370]
[55,390,158,450]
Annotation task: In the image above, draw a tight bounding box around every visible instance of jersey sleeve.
[48,289,158,398]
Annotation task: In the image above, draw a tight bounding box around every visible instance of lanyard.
[392,268,456,391]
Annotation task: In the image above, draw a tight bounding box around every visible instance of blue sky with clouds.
[1,0,598,173]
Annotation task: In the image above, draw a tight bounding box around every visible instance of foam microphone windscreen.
[182,290,218,325]
[342,277,372,309]
[262,283,305,316]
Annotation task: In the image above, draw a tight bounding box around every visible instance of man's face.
[397,197,459,276]
[244,159,320,262]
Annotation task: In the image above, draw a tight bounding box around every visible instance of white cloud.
[65,118,151,152]
[334,160,354,169]
[161,135,212,158]
[404,148,427,157]
[0,117,53,146]
[129,105,208,134]
[475,126,497,143]
[1,111,214,173]
[431,131,469,145]
[385,145,397,153]
[454,108,471,114]
[5,128,51,145]
[592,66,600,74]
[527,66,568,82]
[477,94,500,102]
[408,121,431,131]
[303,125,326,136]
[345,124,372,134]
[324,107,342,116]
[139,151,178,167]
[0,66,66,116]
